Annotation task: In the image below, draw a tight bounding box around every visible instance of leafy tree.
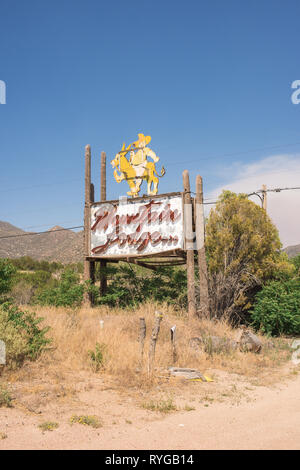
[205,191,293,322]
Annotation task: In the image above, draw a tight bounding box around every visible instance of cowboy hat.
[133,133,151,147]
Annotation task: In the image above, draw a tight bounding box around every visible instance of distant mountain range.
[0,221,83,263]
[283,244,300,259]
[0,220,299,264]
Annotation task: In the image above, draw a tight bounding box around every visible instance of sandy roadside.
[0,371,299,450]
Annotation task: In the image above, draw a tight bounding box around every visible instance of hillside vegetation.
[0,191,299,383]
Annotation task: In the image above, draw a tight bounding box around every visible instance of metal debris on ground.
[168,367,213,382]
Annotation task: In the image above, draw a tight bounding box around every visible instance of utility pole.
[83,145,92,306]
[195,175,210,318]
[182,170,196,319]
[262,184,267,211]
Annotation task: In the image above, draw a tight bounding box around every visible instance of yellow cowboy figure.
[111,133,165,197]
[130,133,159,184]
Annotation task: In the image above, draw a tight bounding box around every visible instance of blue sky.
[0,0,300,244]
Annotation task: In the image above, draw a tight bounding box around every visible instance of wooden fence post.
[100,151,107,295]
[170,325,178,365]
[101,151,106,201]
[148,311,163,375]
[195,175,210,317]
[183,170,196,318]
[139,317,146,368]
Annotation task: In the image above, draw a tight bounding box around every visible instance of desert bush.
[0,384,12,407]
[38,421,59,432]
[141,397,177,413]
[0,259,16,302]
[88,342,106,372]
[0,303,51,368]
[35,268,84,307]
[250,278,300,336]
[10,279,35,305]
[32,262,187,309]
[70,415,102,428]
[9,256,64,273]
[96,264,187,310]
[291,254,300,276]
[12,270,57,305]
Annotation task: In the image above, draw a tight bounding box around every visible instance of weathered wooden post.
[148,311,163,375]
[0,340,6,376]
[84,145,92,306]
[183,170,196,318]
[170,325,178,365]
[101,151,106,201]
[139,317,147,368]
[100,151,107,295]
[195,175,210,317]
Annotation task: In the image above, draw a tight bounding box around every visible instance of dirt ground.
[0,366,299,450]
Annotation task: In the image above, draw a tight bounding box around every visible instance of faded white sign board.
[90,194,184,258]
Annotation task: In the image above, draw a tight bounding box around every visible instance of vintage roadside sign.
[90,193,184,258]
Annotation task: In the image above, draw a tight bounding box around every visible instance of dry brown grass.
[11,302,291,390]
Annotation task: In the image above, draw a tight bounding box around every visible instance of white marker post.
[0,340,6,366]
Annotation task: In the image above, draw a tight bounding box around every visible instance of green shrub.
[88,342,106,372]
[11,270,55,305]
[96,264,187,310]
[0,384,13,407]
[35,269,84,307]
[141,397,177,413]
[0,303,51,368]
[291,254,300,276]
[38,421,59,432]
[9,256,64,273]
[250,278,300,336]
[0,259,16,302]
[70,415,102,428]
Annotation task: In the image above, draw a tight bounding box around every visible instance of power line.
[0,178,82,193]
[1,140,300,193]
[170,140,300,166]
[204,185,300,206]
[0,225,83,240]
[254,186,300,194]
[20,221,83,230]
[0,185,299,240]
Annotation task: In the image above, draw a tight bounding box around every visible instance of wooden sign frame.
[83,145,209,318]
